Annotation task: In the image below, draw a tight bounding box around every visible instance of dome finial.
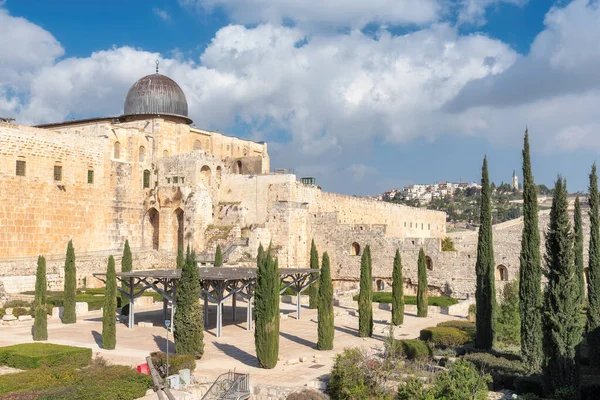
[156,60,159,74]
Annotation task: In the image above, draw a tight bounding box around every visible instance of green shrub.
[514,374,545,397]
[397,378,434,400]
[496,280,520,346]
[150,352,196,377]
[463,352,525,390]
[580,374,600,400]
[12,307,30,318]
[437,320,476,338]
[4,300,32,308]
[419,327,471,347]
[353,293,458,307]
[396,339,432,360]
[0,343,92,370]
[0,308,5,319]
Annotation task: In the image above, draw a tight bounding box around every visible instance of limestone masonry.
[0,71,580,300]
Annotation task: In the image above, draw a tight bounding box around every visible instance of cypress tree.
[62,240,77,324]
[254,244,280,368]
[392,249,404,326]
[174,249,204,357]
[519,130,543,372]
[102,256,117,350]
[121,240,132,306]
[475,156,496,350]
[214,244,223,267]
[177,245,184,269]
[574,197,585,307]
[358,245,373,337]
[308,239,319,310]
[587,163,600,367]
[33,256,48,341]
[317,252,334,350]
[417,248,428,318]
[543,177,581,394]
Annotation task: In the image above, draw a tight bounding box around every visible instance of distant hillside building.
[512,170,519,190]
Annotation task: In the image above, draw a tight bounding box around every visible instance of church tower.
[512,170,519,190]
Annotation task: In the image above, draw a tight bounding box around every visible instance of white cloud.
[153,7,171,21]
[179,0,442,29]
[457,0,527,26]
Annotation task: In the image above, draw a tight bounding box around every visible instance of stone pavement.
[0,300,461,387]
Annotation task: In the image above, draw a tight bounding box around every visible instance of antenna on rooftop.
[156,60,159,74]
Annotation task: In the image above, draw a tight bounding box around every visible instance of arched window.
[236,160,242,174]
[145,208,160,250]
[139,146,145,162]
[496,265,508,281]
[350,242,360,256]
[201,165,211,187]
[114,141,121,159]
[376,279,384,291]
[163,150,169,157]
[426,256,433,271]
[143,170,151,188]
[194,140,202,150]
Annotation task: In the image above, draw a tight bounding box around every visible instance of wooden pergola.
[93,267,318,337]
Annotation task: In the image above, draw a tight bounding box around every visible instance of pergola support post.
[232,293,237,321]
[297,291,301,320]
[203,296,208,327]
[216,302,223,337]
[128,277,135,329]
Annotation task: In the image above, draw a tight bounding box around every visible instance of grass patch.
[21,288,162,311]
[352,292,458,307]
[0,343,91,370]
[0,357,151,399]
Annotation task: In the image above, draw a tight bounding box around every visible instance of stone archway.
[426,256,433,271]
[145,208,160,250]
[496,264,508,281]
[351,242,360,256]
[201,165,211,187]
[236,160,242,174]
[175,208,184,252]
[376,279,385,291]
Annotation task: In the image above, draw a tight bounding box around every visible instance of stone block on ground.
[2,314,16,321]
[18,315,32,321]
[51,306,63,319]
[137,322,153,328]
[75,302,89,315]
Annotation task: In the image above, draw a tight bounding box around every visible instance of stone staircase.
[196,239,249,265]
[201,371,250,400]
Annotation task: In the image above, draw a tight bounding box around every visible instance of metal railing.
[202,370,250,400]
[197,238,249,264]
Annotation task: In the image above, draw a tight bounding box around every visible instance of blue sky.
[1,0,599,195]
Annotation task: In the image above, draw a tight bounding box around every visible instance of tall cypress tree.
[358,245,373,337]
[177,245,184,269]
[254,244,280,368]
[392,249,404,326]
[121,240,132,306]
[475,156,496,350]
[587,163,600,367]
[33,256,47,341]
[62,240,77,324]
[214,244,223,267]
[308,240,319,310]
[574,197,585,307]
[417,248,428,318]
[174,249,204,358]
[317,252,334,350]
[519,130,543,372]
[102,256,117,350]
[543,177,581,394]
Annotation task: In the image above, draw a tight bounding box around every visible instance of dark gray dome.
[123,74,192,123]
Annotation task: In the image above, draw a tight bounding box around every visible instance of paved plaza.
[0,300,461,387]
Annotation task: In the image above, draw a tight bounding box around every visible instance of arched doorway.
[376,279,384,291]
[201,165,211,186]
[236,160,242,174]
[350,242,360,256]
[146,208,160,250]
[496,265,508,281]
[175,208,184,252]
[426,256,433,271]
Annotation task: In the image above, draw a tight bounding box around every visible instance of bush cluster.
[0,343,92,370]
[464,352,525,390]
[437,320,476,339]
[395,339,432,360]
[419,327,471,347]
[150,351,196,377]
[353,293,458,307]
[397,359,491,400]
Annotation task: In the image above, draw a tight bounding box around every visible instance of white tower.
[512,170,519,190]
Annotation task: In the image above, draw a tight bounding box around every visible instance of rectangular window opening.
[173,176,178,184]
[16,160,26,177]
[54,165,62,181]
[143,170,150,188]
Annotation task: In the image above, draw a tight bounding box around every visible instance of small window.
[143,170,150,188]
[173,177,179,184]
[194,140,201,150]
[428,224,430,230]
[15,160,26,176]
[167,177,171,184]
[181,177,185,184]
[410,223,412,228]
[139,146,145,162]
[87,170,94,184]
[404,222,406,227]
[54,165,62,181]
[114,141,121,159]
[163,150,169,157]
[421,223,424,229]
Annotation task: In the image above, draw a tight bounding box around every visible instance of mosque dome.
[122,73,192,124]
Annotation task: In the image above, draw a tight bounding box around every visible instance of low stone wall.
[281,294,310,305]
[252,384,327,400]
[334,298,473,318]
